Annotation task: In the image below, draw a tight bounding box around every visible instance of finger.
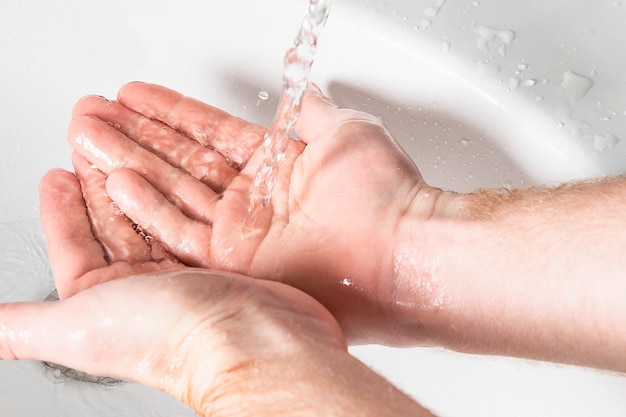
[116,81,266,167]
[0,284,149,381]
[293,83,386,146]
[73,151,175,266]
[292,84,343,144]
[72,152,152,264]
[0,301,66,362]
[39,169,108,298]
[72,95,238,192]
[69,115,220,224]
[106,168,213,267]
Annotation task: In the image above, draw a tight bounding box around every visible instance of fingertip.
[39,170,77,220]
[104,168,122,194]
[105,168,144,212]
[71,95,113,119]
[303,83,334,105]
[0,302,54,361]
[308,81,322,94]
[39,168,74,191]
[116,82,184,122]
[38,169,79,206]
[117,81,149,101]
[294,83,340,143]
[67,114,99,141]
[67,116,94,153]
[117,81,179,106]
[106,167,135,186]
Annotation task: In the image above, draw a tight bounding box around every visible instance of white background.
[1,0,625,416]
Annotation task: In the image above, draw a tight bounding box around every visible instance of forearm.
[394,176,626,371]
[196,349,435,417]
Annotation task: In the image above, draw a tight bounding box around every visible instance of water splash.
[245,0,332,229]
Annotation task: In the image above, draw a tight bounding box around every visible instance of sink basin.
[1,0,625,416]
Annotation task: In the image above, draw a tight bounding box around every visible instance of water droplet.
[561,70,594,101]
[419,19,432,28]
[594,134,620,152]
[423,0,447,18]
[508,77,521,90]
[523,79,536,87]
[460,138,469,147]
[475,26,516,55]
[257,90,270,101]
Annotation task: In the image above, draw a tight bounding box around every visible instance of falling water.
[245,0,332,228]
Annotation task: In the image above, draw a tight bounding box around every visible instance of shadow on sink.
[213,70,528,193]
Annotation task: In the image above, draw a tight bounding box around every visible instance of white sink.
[1,0,625,416]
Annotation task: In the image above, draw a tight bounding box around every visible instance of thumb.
[294,84,341,144]
[0,301,67,363]
[0,295,126,381]
[294,84,385,145]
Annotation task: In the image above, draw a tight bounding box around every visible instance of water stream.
[245,0,332,228]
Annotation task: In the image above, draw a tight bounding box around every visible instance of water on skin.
[245,0,332,228]
[42,289,126,386]
[0,219,121,386]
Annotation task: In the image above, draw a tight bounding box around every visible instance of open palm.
[69,82,434,343]
[9,157,345,412]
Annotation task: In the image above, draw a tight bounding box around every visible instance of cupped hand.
[68,82,439,344]
[0,159,345,414]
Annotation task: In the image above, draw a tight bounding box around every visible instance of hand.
[0,158,346,416]
[68,82,445,344]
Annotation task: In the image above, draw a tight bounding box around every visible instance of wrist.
[390,185,467,347]
[394,178,626,370]
[194,347,433,417]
